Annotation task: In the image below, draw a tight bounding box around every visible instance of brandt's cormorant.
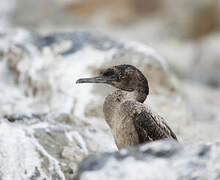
[76,64,178,149]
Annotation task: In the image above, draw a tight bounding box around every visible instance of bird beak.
[76,76,110,84]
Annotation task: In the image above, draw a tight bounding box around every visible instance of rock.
[0,26,218,179]
[154,34,220,88]
[190,34,220,88]
[75,140,220,180]
[2,30,177,119]
[1,1,220,179]
[10,0,60,28]
[164,0,220,39]
[0,120,45,180]
[181,81,220,142]
[65,0,163,24]
[0,28,188,178]
[10,0,163,28]
[1,112,116,179]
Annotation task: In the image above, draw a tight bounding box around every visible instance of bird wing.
[134,111,178,143]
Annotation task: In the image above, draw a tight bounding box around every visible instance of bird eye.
[103,69,114,76]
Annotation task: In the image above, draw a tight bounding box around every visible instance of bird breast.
[103,90,145,149]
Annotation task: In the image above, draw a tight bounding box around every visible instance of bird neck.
[133,73,149,103]
[125,84,149,103]
[133,86,148,103]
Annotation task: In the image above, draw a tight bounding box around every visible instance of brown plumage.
[76,64,177,149]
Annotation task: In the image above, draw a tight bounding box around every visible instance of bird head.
[76,64,149,94]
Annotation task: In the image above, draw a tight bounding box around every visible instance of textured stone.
[75,140,220,180]
[0,28,181,179]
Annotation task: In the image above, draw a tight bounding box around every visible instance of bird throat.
[114,88,147,104]
[103,88,147,129]
[128,89,147,103]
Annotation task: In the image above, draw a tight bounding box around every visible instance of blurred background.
[2,0,220,87]
[1,0,220,140]
[0,0,220,178]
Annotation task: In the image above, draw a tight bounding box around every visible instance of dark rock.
[36,32,125,55]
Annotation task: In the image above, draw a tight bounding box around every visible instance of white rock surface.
[76,140,220,180]
[0,27,219,179]
[0,28,182,179]
[0,0,220,179]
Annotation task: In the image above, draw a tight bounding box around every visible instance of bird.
[76,64,178,149]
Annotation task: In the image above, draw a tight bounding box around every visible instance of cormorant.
[76,64,178,149]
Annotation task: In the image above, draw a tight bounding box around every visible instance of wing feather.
[134,111,178,143]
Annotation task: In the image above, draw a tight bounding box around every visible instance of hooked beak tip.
[75,79,81,84]
[76,78,88,84]
[75,76,110,84]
